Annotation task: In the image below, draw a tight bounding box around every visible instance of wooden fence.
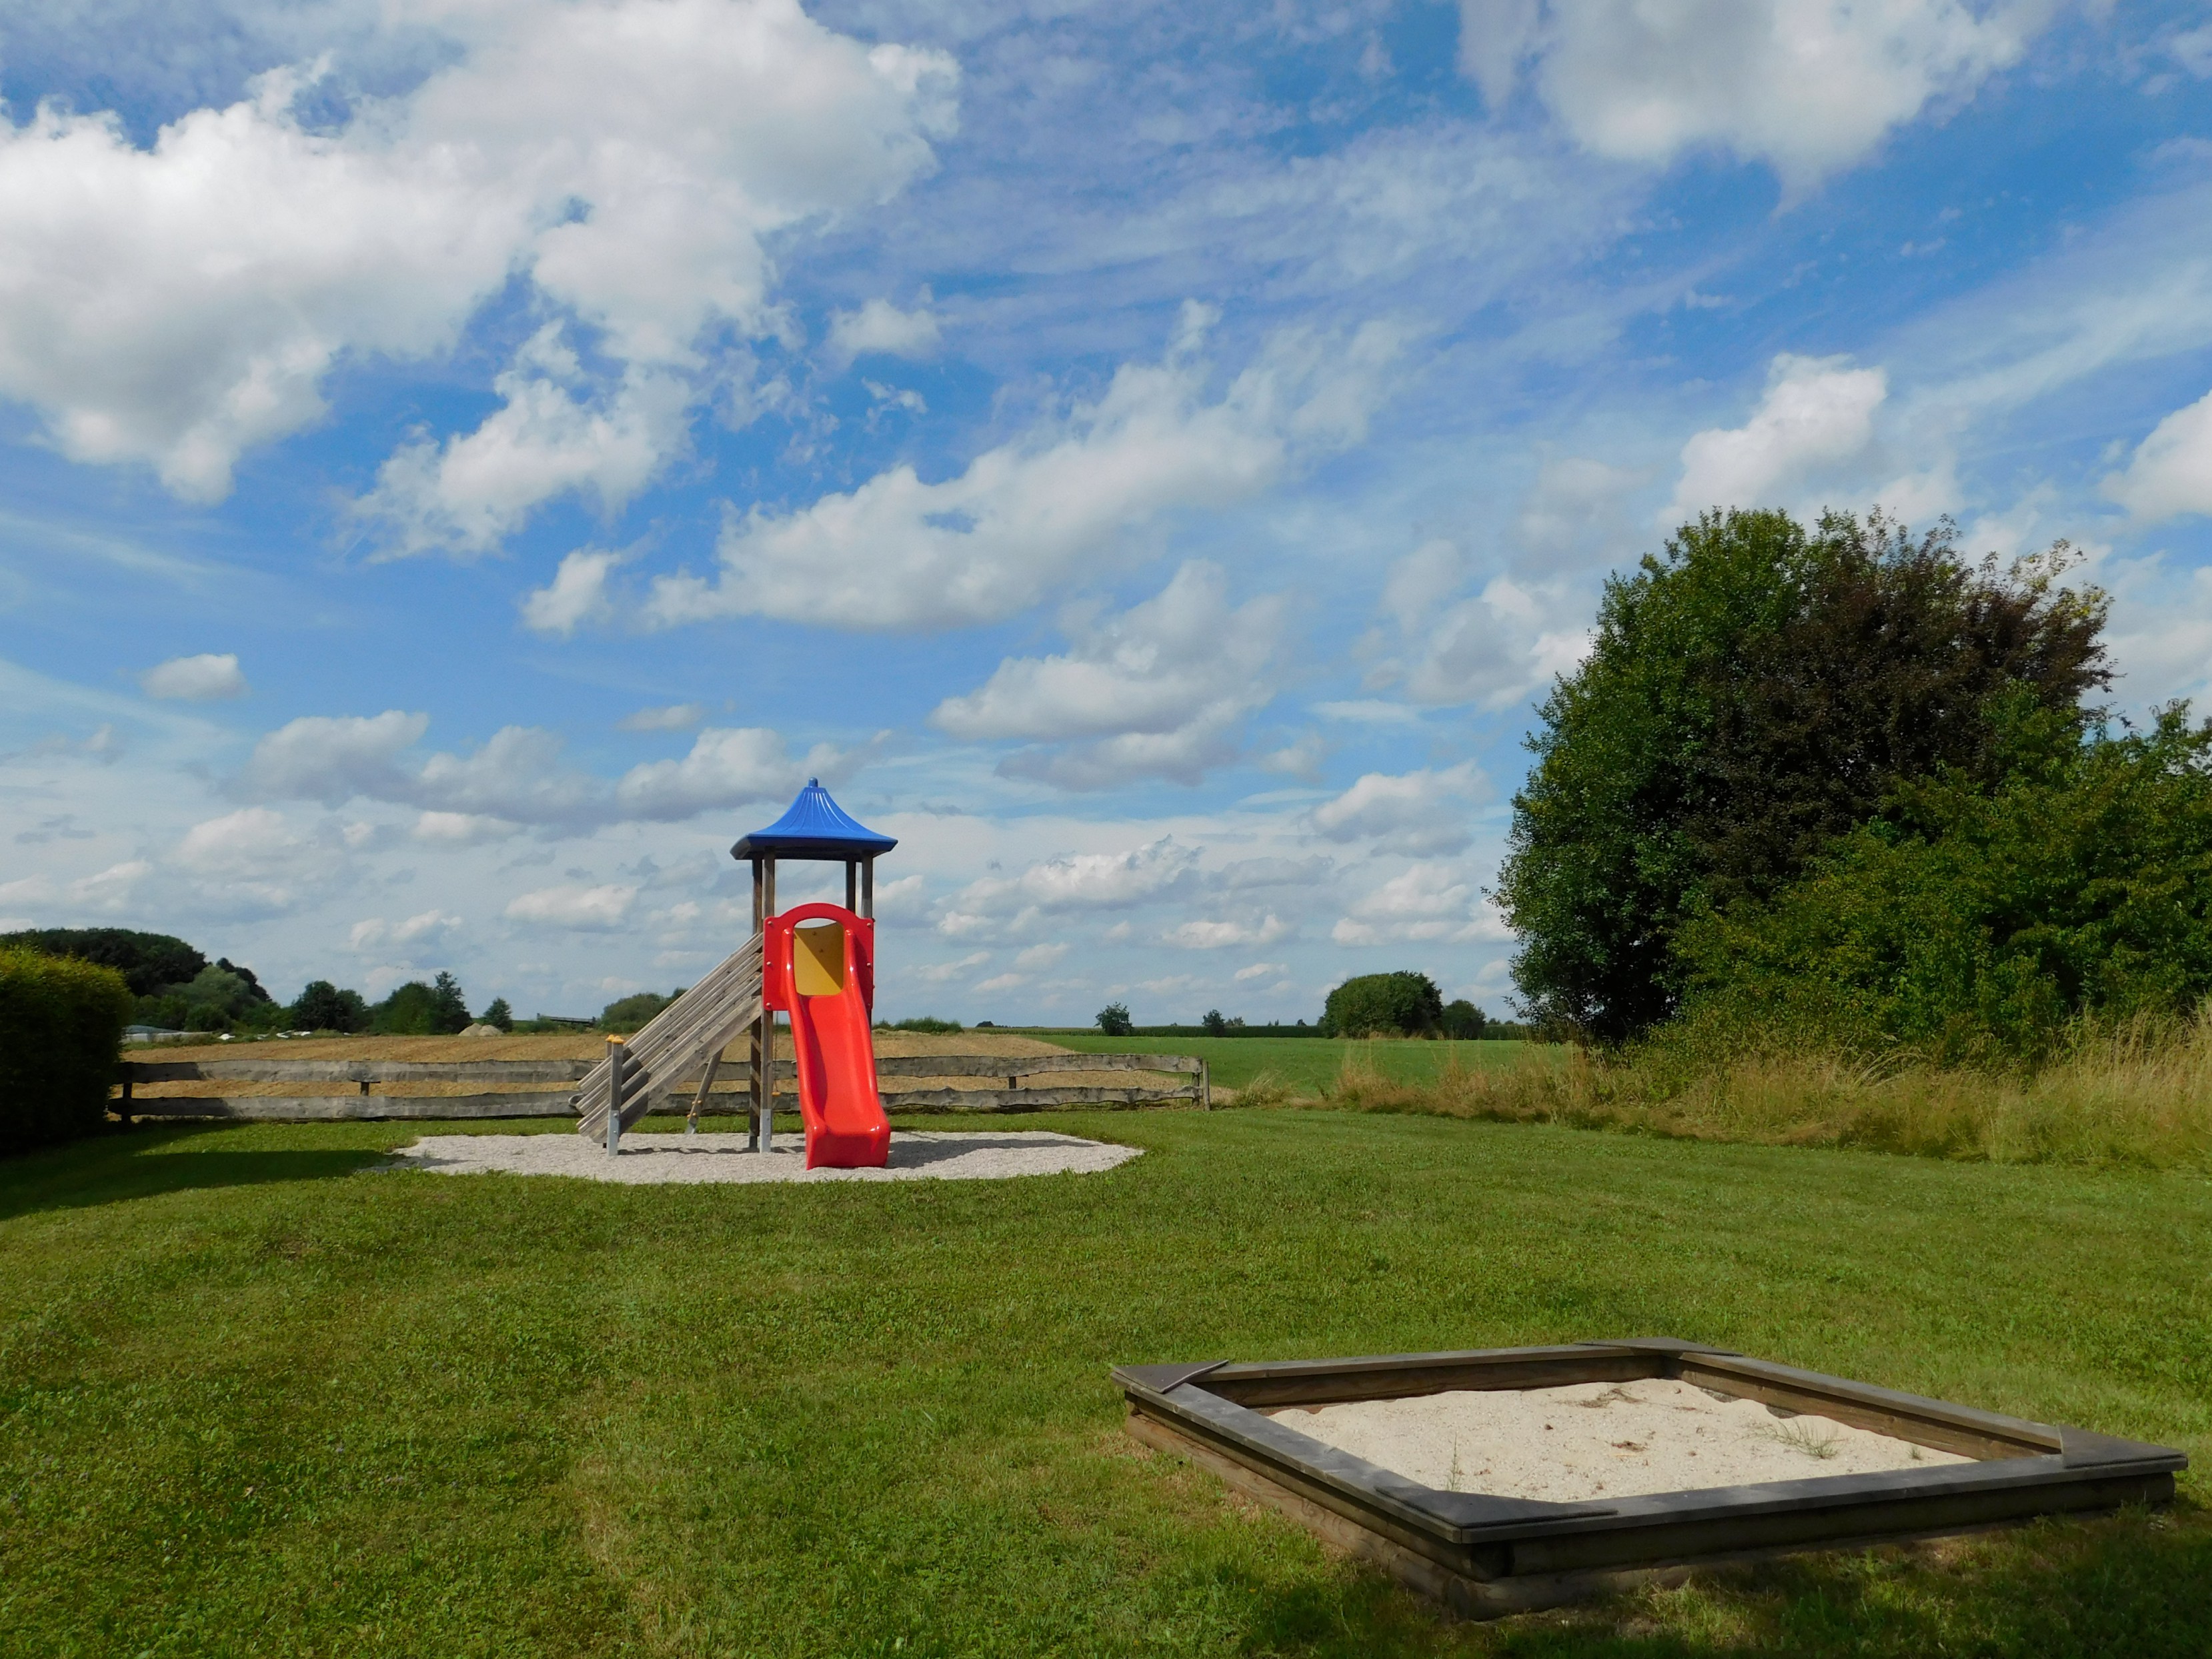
[113,1050,1208,1122]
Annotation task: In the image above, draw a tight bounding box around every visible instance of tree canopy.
[1322,972,1444,1038]
[1497,509,2109,1040]
[1,928,205,998]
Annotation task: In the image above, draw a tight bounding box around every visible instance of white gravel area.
[1270,1378,1971,1502]
[389,1128,1141,1184]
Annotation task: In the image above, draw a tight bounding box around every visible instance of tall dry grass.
[1320,1010,2212,1171]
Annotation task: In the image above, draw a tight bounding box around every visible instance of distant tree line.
[1086,976,1534,1041]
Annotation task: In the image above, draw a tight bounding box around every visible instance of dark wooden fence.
[113,1050,1208,1122]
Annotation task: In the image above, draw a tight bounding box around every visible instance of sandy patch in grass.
[1270,1378,1971,1502]
[389,1129,1140,1184]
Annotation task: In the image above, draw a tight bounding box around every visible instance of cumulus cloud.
[0,0,956,521]
[140,651,249,701]
[642,306,1405,631]
[241,709,833,826]
[930,562,1290,787]
[2104,386,2212,521]
[351,909,463,951]
[411,810,519,845]
[1459,0,2047,186]
[1234,961,1287,981]
[174,805,345,911]
[938,836,1200,936]
[618,703,707,733]
[828,295,941,363]
[1667,353,1888,521]
[506,882,639,929]
[1308,762,1491,856]
[1332,862,1515,946]
[1363,540,1591,709]
[1515,454,1644,569]
[914,950,990,983]
[520,547,626,637]
[1164,914,1290,949]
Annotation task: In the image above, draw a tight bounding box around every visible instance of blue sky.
[3,0,2210,1024]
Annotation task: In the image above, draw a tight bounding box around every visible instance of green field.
[3,1110,2207,1656]
[1011,1032,1558,1093]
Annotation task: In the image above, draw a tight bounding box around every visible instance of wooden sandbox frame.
[1113,1339,2186,1619]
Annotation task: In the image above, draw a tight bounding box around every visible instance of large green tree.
[1497,509,2109,1040]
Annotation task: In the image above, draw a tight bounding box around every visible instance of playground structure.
[572,779,896,1169]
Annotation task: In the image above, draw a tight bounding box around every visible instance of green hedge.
[0,946,133,1152]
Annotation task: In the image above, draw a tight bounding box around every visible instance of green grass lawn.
[3,1110,2207,1657]
[1008,1032,1558,1093]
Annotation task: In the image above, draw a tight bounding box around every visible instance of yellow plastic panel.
[793,920,846,997]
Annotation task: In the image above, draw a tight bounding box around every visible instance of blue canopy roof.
[730,779,897,862]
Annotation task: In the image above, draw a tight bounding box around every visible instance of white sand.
[388,1128,1140,1184]
[1269,1378,1970,1502]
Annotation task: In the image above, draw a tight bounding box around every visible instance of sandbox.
[1114,1340,2185,1618]
[391,1129,1139,1184]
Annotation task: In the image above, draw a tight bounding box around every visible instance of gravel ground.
[389,1129,1141,1184]
[1270,1378,1971,1502]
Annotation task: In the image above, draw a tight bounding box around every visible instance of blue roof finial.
[730,779,896,863]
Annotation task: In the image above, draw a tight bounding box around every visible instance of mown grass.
[1328,1012,2212,1172]
[1006,1032,1559,1094]
[3,1110,2207,1657]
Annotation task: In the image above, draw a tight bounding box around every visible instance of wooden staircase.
[572,935,764,1139]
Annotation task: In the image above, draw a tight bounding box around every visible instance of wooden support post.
[845,859,857,912]
[688,1051,720,1136]
[1201,1059,1212,1112]
[861,856,874,921]
[758,858,776,1152]
[117,1072,133,1127]
[606,1036,626,1154]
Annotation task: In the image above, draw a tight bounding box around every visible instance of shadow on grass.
[0,1126,381,1222]
[1235,1506,2209,1658]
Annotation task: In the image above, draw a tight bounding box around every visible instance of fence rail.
[113,1050,1208,1122]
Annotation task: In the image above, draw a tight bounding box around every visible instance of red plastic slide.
[762,902,891,1168]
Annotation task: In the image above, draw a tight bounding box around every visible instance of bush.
[1096,1002,1133,1036]
[1322,972,1444,1038]
[884,1016,960,1034]
[1675,698,2212,1066]
[0,946,133,1152]
[1440,999,1489,1040]
[0,928,204,997]
[602,989,684,1034]
[481,998,513,1032]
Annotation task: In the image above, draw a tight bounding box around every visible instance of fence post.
[1201,1059,1211,1112]
[606,1036,626,1154]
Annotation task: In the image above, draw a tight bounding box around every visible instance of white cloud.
[914,950,990,983]
[242,709,829,825]
[828,295,941,363]
[1667,353,1889,523]
[173,806,340,912]
[360,341,690,555]
[1332,862,1515,946]
[506,882,639,930]
[1234,961,1286,982]
[351,909,463,952]
[972,971,1025,996]
[618,703,708,733]
[644,307,1405,631]
[2103,386,2212,522]
[930,562,1290,787]
[411,810,519,845]
[1164,914,1290,949]
[1308,762,1490,855]
[140,651,248,701]
[938,836,1200,936]
[1460,0,2048,186]
[0,0,957,519]
[240,711,429,804]
[521,547,626,636]
[1515,453,1644,569]
[612,728,843,821]
[1014,942,1070,970]
[1363,541,1591,709]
